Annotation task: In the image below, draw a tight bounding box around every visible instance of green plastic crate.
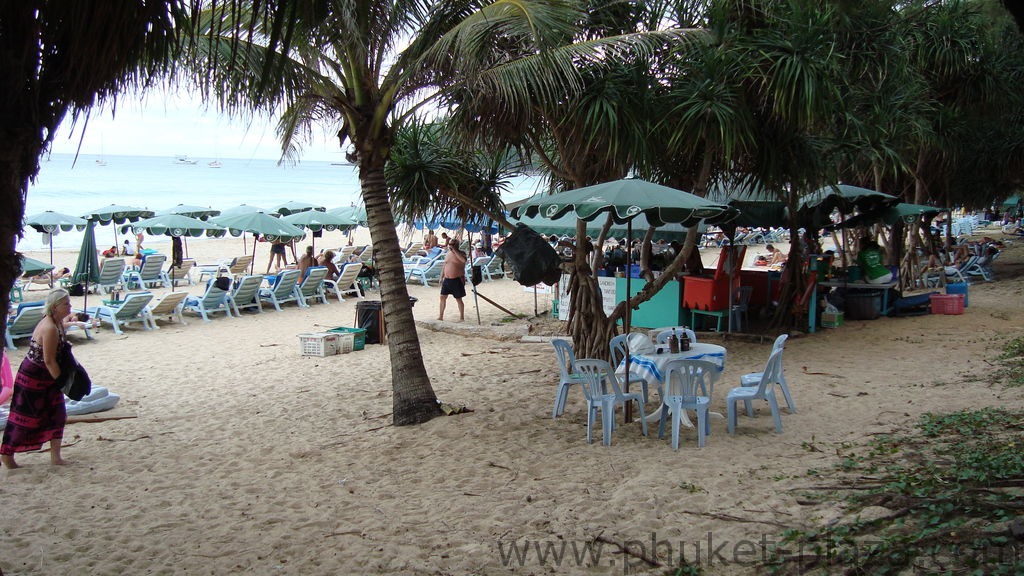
[328,327,366,351]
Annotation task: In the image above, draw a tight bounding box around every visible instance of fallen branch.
[679,510,792,529]
[96,435,151,442]
[67,414,138,424]
[324,531,362,538]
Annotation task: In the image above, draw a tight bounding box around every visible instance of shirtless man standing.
[438,240,467,321]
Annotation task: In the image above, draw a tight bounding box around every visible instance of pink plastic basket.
[930,294,964,315]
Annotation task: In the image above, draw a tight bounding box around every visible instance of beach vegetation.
[999,336,1024,387]
[767,407,1024,574]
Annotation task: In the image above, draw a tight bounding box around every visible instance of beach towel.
[0,350,12,405]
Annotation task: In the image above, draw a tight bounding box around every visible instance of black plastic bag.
[495,224,562,286]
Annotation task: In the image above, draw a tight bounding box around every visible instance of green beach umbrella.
[157,204,221,220]
[127,214,228,238]
[799,184,899,227]
[72,220,101,308]
[218,204,267,218]
[83,204,155,252]
[827,203,947,229]
[510,178,738,227]
[328,205,368,226]
[211,211,306,274]
[282,210,356,250]
[19,255,54,278]
[272,201,325,216]
[25,210,89,270]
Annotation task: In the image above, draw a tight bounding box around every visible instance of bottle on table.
[668,328,680,354]
[680,328,690,351]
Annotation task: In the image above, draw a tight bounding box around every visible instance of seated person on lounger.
[317,250,340,281]
[765,245,786,267]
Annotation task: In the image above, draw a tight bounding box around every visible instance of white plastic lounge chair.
[166,259,196,287]
[94,258,127,294]
[5,305,46,350]
[87,291,155,335]
[143,291,189,329]
[484,255,507,280]
[124,253,169,289]
[182,283,234,322]
[197,254,254,282]
[324,263,363,301]
[294,266,329,307]
[359,246,373,264]
[726,346,786,435]
[406,258,445,286]
[658,359,716,449]
[258,269,302,311]
[228,274,265,315]
[467,255,494,281]
[574,359,648,446]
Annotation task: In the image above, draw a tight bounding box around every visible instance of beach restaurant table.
[618,342,727,427]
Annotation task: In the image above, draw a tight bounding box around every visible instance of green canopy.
[211,211,306,242]
[219,204,268,218]
[282,210,357,233]
[25,210,88,234]
[19,255,54,278]
[327,205,368,226]
[508,212,693,242]
[510,178,737,227]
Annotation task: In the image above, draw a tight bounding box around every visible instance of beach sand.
[3,227,1023,575]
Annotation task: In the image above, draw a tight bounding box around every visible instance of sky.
[49,89,343,163]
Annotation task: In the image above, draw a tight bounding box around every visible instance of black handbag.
[56,345,92,401]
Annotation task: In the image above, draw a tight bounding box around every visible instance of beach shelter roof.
[211,211,306,242]
[126,214,228,238]
[19,255,54,278]
[706,179,789,229]
[219,204,268,218]
[157,204,221,220]
[508,212,691,241]
[800,184,898,215]
[272,201,325,216]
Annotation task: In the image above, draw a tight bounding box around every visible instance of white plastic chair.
[739,334,794,414]
[88,291,155,334]
[609,333,649,404]
[324,262,363,301]
[726,347,785,435]
[574,359,648,446]
[659,359,717,449]
[294,266,329,307]
[550,339,586,418]
[228,274,265,315]
[143,291,189,329]
[655,327,697,346]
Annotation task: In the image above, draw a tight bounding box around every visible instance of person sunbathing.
[27,267,70,286]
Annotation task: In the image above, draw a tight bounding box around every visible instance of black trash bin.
[356,300,383,344]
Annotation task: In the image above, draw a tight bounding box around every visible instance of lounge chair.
[197,254,254,283]
[87,291,155,335]
[258,269,302,311]
[407,258,445,286]
[182,283,234,321]
[124,254,169,289]
[143,291,189,329]
[5,305,46,350]
[229,274,265,315]
[324,262,363,301]
[485,255,507,280]
[94,258,127,294]
[166,259,197,287]
[294,266,330,307]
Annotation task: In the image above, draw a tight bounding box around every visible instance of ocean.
[21,153,543,251]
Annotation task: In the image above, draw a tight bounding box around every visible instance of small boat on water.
[208,160,223,168]
[174,155,198,165]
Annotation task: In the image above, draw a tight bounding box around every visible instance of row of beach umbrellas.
[22,201,369,285]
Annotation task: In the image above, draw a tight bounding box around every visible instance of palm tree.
[185,0,646,424]
[0,1,188,343]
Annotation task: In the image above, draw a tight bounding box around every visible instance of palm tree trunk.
[358,161,442,426]
[0,145,36,345]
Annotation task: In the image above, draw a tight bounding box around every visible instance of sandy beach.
[3,226,1023,575]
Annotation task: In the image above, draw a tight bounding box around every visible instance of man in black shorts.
[439,239,467,321]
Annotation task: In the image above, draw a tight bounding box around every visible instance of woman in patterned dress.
[1,289,72,468]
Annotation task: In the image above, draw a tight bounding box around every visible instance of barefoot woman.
[1,289,73,468]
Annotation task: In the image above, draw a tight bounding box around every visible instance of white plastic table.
[618,343,727,427]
